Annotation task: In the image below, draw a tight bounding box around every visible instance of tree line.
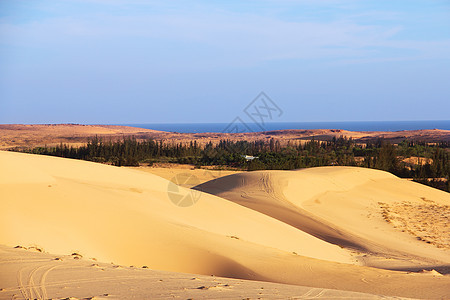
[20,136,449,191]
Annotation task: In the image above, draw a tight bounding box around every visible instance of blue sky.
[0,0,449,124]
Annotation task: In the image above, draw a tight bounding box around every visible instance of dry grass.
[379,200,450,249]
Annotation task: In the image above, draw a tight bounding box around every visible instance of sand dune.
[1,151,450,298]
[197,167,450,269]
[0,151,354,266]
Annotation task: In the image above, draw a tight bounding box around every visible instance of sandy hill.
[197,167,450,269]
[0,151,449,298]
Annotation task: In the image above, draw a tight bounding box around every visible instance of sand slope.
[1,151,450,298]
[0,245,398,300]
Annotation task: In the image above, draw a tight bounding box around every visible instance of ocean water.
[122,120,450,134]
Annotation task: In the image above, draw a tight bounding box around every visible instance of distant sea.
[121,120,450,133]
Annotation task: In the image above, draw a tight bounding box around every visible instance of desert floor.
[0,245,400,300]
[0,150,449,299]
